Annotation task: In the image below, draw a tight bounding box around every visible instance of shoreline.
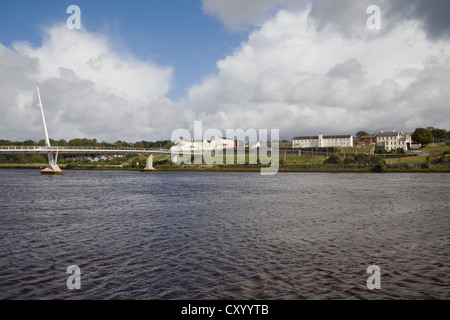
[1,163,449,173]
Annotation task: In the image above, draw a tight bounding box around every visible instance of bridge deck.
[0,146,171,155]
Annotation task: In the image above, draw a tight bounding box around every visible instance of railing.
[0,146,171,153]
[0,146,169,151]
[0,146,46,151]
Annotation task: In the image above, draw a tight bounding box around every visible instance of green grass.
[0,163,45,169]
[2,149,450,173]
[421,143,450,153]
[339,146,374,154]
[388,156,427,163]
[284,156,327,165]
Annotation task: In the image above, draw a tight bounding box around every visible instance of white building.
[171,136,235,152]
[376,130,412,151]
[248,141,261,149]
[210,136,235,150]
[292,134,353,149]
[171,139,204,153]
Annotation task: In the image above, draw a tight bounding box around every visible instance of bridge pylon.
[142,154,155,171]
[41,151,63,174]
[36,86,63,174]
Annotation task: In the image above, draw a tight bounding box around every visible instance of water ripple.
[0,170,449,299]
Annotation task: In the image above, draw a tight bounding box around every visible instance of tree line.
[411,127,447,145]
[1,126,447,150]
[355,127,448,145]
[0,138,173,149]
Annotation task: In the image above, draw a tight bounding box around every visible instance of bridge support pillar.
[143,154,155,171]
[41,152,63,174]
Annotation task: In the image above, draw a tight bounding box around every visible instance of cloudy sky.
[0,0,449,142]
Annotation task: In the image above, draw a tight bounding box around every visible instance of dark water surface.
[0,169,449,300]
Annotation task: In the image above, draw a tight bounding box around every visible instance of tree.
[431,128,447,142]
[38,139,57,146]
[324,153,343,165]
[356,131,369,138]
[68,138,83,147]
[22,140,36,146]
[412,128,433,146]
[353,153,369,164]
[0,140,12,146]
[135,142,145,149]
[68,138,101,147]
[372,160,387,172]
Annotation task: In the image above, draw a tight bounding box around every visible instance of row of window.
[378,136,411,141]
[295,139,350,143]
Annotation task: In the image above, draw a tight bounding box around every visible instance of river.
[0,169,448,299]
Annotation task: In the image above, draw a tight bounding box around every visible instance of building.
[356,134,377,146]
[171,136,235,152]
[376,130,412,151]
[292,134,353,149]
[171,139,204,153]
[248,141,261,149]
[210,136,235,150]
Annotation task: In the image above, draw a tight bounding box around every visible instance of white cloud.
[202,0,450,40]
[183,9,450,138]
[2,4,449,144]
[0,25,177,142]
[13,25,172,101]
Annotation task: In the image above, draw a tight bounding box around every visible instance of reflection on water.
[0,169,449,299]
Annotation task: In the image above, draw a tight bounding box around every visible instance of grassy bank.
[1,148,449,173]
[0,163,48,169]
[2,163,449,173]
[155,164,450,173]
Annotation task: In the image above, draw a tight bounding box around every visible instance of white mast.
[36,86,51,147]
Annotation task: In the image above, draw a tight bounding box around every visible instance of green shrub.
[372,160,387,172]
[353,153,369,163]
[324,153,342,165]
[424,161,432,169]
[371,155,382,163]
[343,157,353,164]
[422,159,432,169]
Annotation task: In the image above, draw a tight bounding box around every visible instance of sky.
[0,0,449,142]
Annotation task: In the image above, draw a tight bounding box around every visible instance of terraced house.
[292,134,353,149]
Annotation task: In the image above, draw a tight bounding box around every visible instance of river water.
[0,169,448,300]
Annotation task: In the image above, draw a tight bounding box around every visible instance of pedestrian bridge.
[0,146,171,174]
[0,86,177,174]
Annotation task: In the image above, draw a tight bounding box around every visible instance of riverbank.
[2,143,449,173]
[2,163,449,173]
[155,164,450,173]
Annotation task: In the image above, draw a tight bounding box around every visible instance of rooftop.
[377,131,409,137]
[293,135,352,140]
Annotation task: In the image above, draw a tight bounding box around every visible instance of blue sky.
[0,0,449,142]
[0,0,245,100]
